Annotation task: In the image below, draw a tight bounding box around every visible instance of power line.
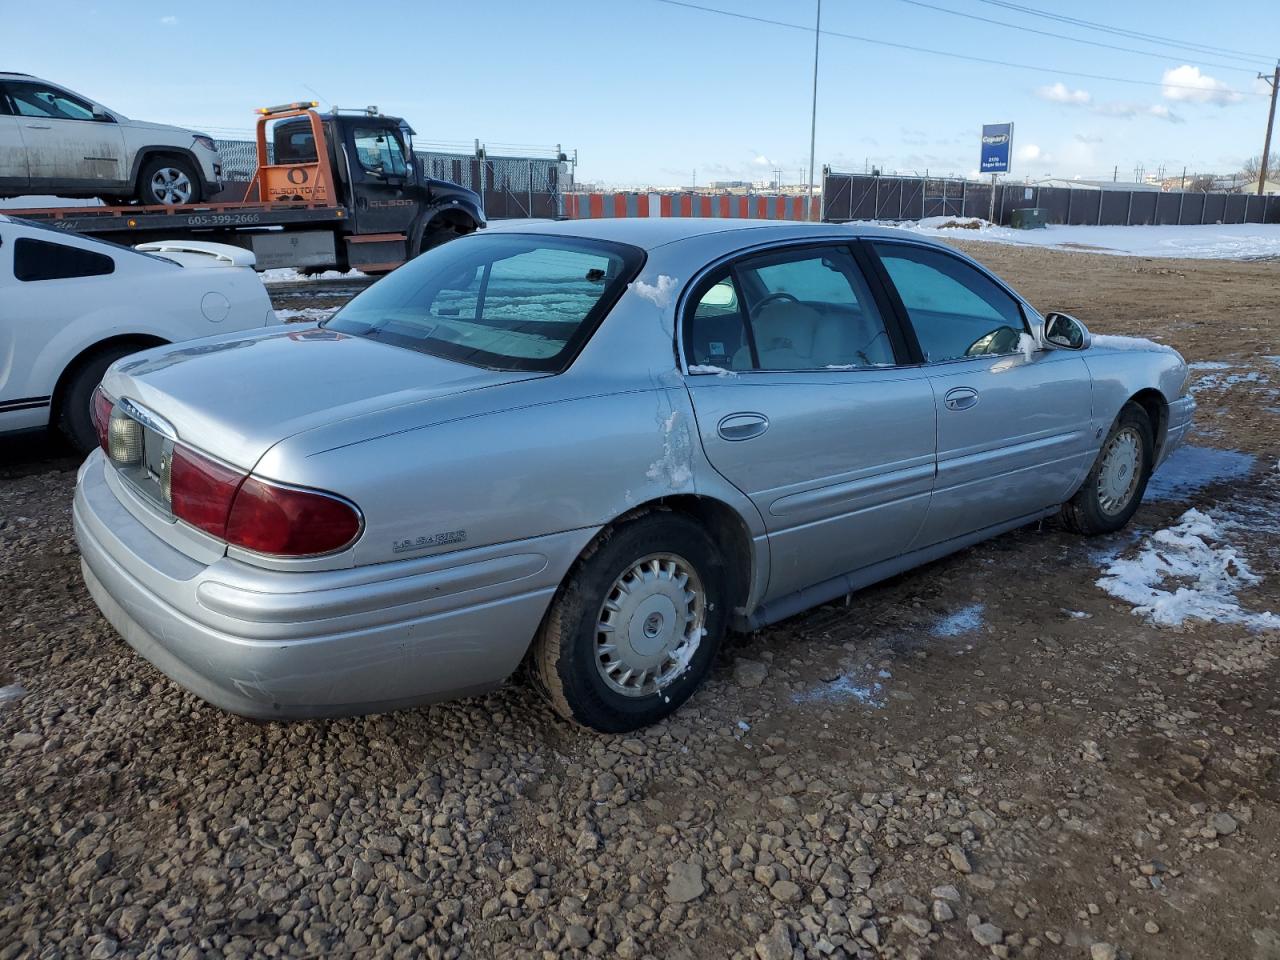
[972,0,1276,68]
[647,0,1268,97]
[893,0,1260,75]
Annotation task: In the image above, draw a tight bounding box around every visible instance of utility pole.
[806,0,822,217]
[1258,63,1279,195]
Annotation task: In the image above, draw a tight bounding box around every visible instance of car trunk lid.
[101,325,542,471]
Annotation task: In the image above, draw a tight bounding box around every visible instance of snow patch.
[0,685,26,704]
[1189,361,1232,371]
[630,274,678,309]
[688,364,738,377]
[1090,334,1176,354]
[931,603,986,637]
[792,674,885,707]
[1145,445,1256,501]
[1017,332,1036,362]
[1097,508,1278,629]
[274,307,340,324]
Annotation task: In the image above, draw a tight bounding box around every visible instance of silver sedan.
[74,220,1194,731]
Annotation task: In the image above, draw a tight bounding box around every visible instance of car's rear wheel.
[1060,403,1154,535]
[529,512,728,732]
[137,156,202,206]
[59,345,144,454]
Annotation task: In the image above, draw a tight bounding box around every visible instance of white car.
[0,214,274,451]
[0,72,222,205]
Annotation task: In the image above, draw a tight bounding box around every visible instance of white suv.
[0,72,222,206]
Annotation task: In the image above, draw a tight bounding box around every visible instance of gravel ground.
[2,243,1278,960]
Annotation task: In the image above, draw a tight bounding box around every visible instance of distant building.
[1236,178,1280,195]
[1029,178,1161,192]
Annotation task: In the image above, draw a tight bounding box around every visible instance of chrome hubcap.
[1097,427,1142,515]
[150,167,193,205]
[595,552,705,697]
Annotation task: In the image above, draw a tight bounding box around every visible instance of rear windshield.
[324,233,644,372]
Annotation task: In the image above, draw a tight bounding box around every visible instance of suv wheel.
[137,156,201,206]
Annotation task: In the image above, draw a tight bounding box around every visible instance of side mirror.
[91,104,111,121]
[1043,312,1091,350]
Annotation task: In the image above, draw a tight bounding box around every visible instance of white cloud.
[1017,143,1043,162]
[1162,65,1242,105]
[752,154,771,167]
[1091,101,1183,123]
[1074,132,1103,144]
[160,15,178,24]
[1038,82,1091,105]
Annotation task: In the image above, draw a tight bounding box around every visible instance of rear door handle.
[943,386,979,411]
[25,124,51,130]
[718,412,769,441]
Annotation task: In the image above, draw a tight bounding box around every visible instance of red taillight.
[170,445,245,539]
[92,387,113,453]
[166,442,362,557]
[225,476,362,556]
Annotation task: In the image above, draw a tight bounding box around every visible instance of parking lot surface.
[2,243,1278,959]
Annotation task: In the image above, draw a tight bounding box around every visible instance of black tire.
[418,218,474,257]
[136,155,202,206]
[1060,403,1154,536]
[529,512,729,732]
[59,346,142,453]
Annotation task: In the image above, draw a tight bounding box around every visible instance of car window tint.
[326,234,643,372]
[685,274,750,370]
[14,238,114,282]
[5,82,95,121]
[873,243,1026,362]
[352,127,407,176]
[733,247,894,370]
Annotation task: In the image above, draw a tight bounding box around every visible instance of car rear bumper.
[74,451,589,719]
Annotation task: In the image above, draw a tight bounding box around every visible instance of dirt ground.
[1,241,1278,960]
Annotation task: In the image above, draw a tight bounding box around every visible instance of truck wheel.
[529,512,728,732]
[419,218,475,256]
[137,156,202,206]
[1060,403,1154,536]
[59,345,145,454]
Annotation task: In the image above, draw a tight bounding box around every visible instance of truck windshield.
[324,234,645,372]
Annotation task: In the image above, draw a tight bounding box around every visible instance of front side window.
[14,237,114,282]
[325,234,643,371]
[686,246,894,372]
[3,82,96,122]
[352,127,407,176]
[873,243,1027,362]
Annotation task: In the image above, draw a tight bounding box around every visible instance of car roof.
[482,217,942,251]
[0,72,39,80]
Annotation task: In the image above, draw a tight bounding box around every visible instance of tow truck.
[7,102,486,273]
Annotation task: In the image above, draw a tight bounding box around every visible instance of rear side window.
[14,237,115,282]
[873,243,1026,362]
[326,234,644,372]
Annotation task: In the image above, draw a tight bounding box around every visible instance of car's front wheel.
[137,156,202,206]
[1060,402,1154,535]
[530,512,728,732]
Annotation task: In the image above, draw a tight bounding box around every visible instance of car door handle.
[24,124,52,130]
[943,386,979,411]
[718,412,769,441]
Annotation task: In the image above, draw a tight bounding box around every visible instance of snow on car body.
[72,219,1194,731]
[0,214,274,449]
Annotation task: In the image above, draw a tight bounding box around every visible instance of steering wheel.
[965,325,1022,357]
[753,291,799,313]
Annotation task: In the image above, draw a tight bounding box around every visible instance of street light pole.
[806,0,821,219]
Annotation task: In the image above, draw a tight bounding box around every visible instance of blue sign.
[979,122,1013,174]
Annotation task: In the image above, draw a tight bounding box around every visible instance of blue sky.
[8,0,1277,187]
